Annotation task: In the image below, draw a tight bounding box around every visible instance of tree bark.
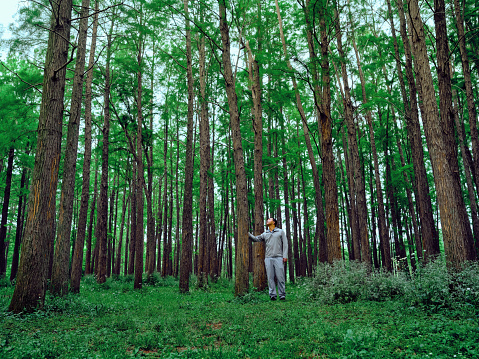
[51,0,91,295]
[317,3,341,263]
[85,159,99,276]
[0,147,14,277]
[301,0,328,263]
[134,19,145,290]
[10,162,28,281]
[434,0,475,261]
[71,0,99,290]
[96,15,115,284]
[334,3,365,262]
[245,38,266,291]
[179,0,195,292]
[9,0,73,312]
[350,29,378,268]
[407,0,471,267]
[219,0,249,296]
[395,0,439,259]
[453,0,479,191]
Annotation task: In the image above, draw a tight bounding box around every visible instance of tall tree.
[96,14,115,284]
[51,0,91,296]
[179,0,195,293]
[9,0,73,312]
[407,0,471,267]
[218,0,250,296]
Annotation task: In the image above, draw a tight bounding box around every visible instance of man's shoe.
[270,297,277,301]
[280,297,286,301]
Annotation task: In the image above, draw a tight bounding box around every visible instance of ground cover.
[0,273,478,358]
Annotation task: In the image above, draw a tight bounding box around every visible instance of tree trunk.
[85,159,99,276]
[395,0,439,259]
[115,187,128,276]
[453,0,479,191]
[245,38,266,291]
[51,0,91,296]
[351,30,379,268]
[71,0,98,291]
[9,0,73,313]
[334,2,366,262]
[179,0,195,293]
[134,22,145,290]
[219,0,250,296]
[96,16,115,284]
[434,0,475,261]
[146,70,155,276]
[454,89,479,254]
[10,163,28,281]
[0,147,14,277]
[318,4,341,263]
[407,0,471,267]
[302,0,328,263]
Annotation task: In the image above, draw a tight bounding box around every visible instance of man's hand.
[283,258,287,263]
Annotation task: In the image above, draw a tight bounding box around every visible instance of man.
[248,218,288,301]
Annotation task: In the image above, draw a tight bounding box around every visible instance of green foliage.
[1,272,478,358]
[306,258,479,318]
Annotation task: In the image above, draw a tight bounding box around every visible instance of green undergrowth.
[0,264,478,359]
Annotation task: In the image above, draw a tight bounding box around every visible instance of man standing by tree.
[249,218,288,300]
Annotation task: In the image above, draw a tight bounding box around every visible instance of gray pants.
[264,257,286,299]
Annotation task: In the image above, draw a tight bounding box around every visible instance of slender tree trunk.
[129,162,137,276]
[71,0,98,292]
[301,0,328,263]
[454,89,479,253]
[335,3,365,261]
[351,30,379,268]
[453,0,479,190]
[10,163,28,281]
[115,187,128,276]
[124,195,131,276]
[0,147,14,277]
[219,0,250,296]
[146,70,155,276]
[96,16,115,284]
[179,0,195,292]
[85,160,99,276]
[156,177,163,273]
[134,23,145,290]
[9,0,73,312]
[208,116,217,279]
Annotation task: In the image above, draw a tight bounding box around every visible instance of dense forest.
[0,0,478,314]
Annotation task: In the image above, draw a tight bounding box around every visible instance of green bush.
[403,257,451,309]
[450,261,479,307]
[307,261,368,304]
[306,258,479,311]
[364,269,407,301]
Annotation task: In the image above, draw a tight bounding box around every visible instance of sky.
[0,0,21,38]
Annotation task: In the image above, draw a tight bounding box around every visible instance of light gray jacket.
[248,228,288,259]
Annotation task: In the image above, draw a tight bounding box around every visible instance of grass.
[0,272,478,358]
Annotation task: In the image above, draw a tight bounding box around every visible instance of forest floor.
[1,275,478,358]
